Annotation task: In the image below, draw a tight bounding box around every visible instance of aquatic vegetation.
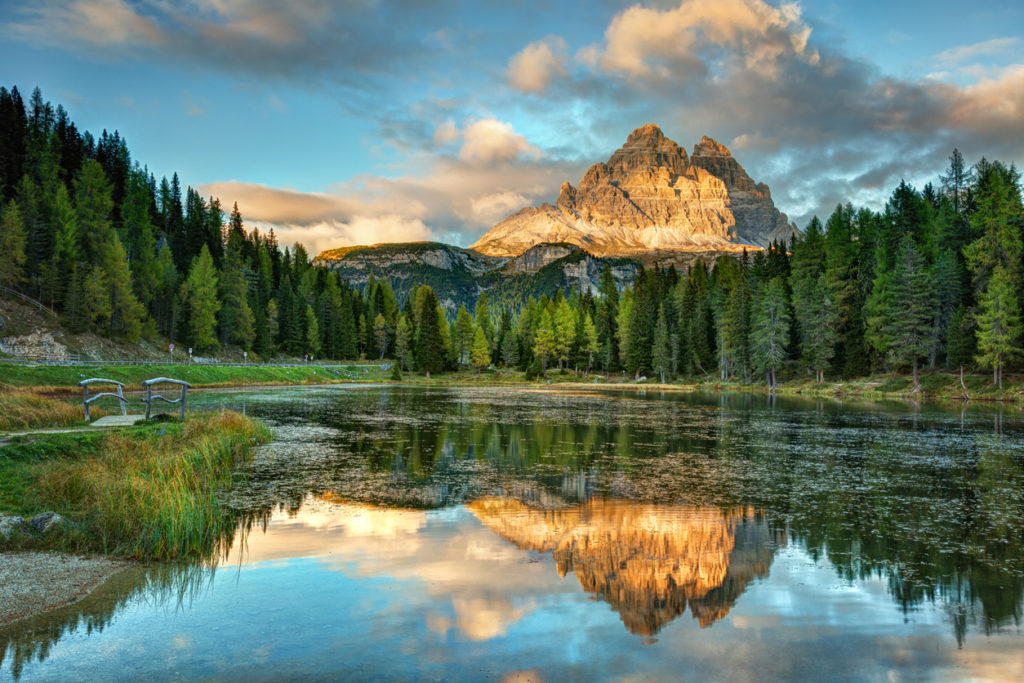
[1,411,272,559]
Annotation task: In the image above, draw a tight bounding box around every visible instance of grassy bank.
[0,411,272,559]
[0,362,389,393]
[387,367,1024,402]
[0,388,100,431]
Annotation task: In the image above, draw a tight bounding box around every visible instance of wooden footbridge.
[80,377,192,426]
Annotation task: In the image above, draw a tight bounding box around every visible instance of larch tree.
[582,312,599,375]
[184,245,221,352]
[454,304,474,367]
[374,312,389,359]
[532,309,556,374]
[0,201,27,288]
[470,326,490,374]
[394,314,412,370]
[975,265,1022,389]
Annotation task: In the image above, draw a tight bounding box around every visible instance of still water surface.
[3,386,1024,681]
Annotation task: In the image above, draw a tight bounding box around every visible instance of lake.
[2,386,1023,681]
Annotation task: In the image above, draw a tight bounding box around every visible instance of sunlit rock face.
[471,124,798,257]
[467,498,782,635]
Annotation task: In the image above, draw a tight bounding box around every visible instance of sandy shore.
[0,552,130,625]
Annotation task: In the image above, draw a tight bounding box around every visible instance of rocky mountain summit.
[471,124,798,257]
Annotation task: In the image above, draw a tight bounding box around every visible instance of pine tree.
[803,276,837,383]
[501,324,520,368]
[884,237,935,391]
[652,303,671,384]
[470,326,490,374]
[63,263,88,333]
[790,217,827,376]
[265,299,279,357]
[721,275,751,381]
[306,305,321,357]
[415,287,445,376]
[596,264,619,371]
[975,265,1022,388]
[454,304,474,366]
[751,277,790,392]
[474,292,494,347]
[219,245,255,350]
[0,201,27,288]
[946,303,976,372]
[927,249,963,368]
[184,245,221,351]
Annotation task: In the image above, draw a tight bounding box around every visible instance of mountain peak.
[470,124,799,258]
[692,135,731,157]
[625,123,667,147]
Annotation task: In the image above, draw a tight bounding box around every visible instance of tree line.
[1,86,1022,386]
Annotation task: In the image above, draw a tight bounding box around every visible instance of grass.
[0,385,102,431]
[0,411,272,560]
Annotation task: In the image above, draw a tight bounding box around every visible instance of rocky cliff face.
[471,124,798,257]
[467,497,782,635]
[313,242,639,313]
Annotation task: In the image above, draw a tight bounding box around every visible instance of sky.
[2,0,1023,255]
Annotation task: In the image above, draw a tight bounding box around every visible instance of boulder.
[0,515,28,540]
[29,511,69,534]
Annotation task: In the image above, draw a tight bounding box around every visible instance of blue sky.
[2,0,1022,254]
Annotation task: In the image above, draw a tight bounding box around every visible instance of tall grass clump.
[0,385,91,431]
[26,411,271,559]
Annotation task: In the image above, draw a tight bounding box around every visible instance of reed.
[0,386,93,431]
[2,411,272,560]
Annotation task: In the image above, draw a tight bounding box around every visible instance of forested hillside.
[0,86,391,360]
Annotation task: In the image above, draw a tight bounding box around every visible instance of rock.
[0,515,28,540]
[29,512,69,534]
[471,124,800,257]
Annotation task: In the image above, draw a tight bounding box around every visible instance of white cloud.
[458,118,541,164]
[433,119,459,146]
[594,0,818,81]
[507,36,568,94]
[467,191,531,225]
[935,37,1020,67]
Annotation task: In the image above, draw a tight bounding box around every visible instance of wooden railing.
[141,377,192,420]
[78,378,128,422]
[0,286,58,317]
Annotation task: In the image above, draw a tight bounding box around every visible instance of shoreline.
[0,552,130,626]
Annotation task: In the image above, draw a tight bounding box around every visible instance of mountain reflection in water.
[468,498,782,634]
